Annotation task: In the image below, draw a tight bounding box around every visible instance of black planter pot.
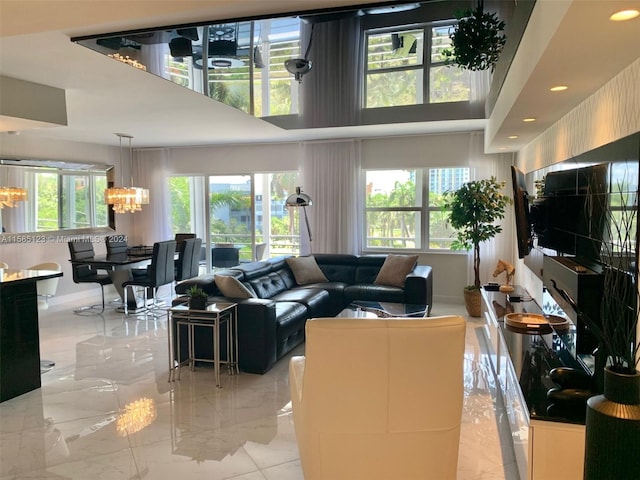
[189,297,207,311]
[584,367,640,479]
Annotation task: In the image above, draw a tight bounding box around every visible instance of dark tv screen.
[510,166,532,259]
[534,163,609,260]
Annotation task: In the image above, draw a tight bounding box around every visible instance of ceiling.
[0,0,638,149]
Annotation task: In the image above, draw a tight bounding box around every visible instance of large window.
[364,22,470,108]
[365,167,469,251]
[168,172,300,266]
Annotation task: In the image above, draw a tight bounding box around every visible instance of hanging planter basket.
[443,0,506,71]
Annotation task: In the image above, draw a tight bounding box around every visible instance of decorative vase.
[189,297,207,311]
[584,367,640,479]
[463,288,482,317]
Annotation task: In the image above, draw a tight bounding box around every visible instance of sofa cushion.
[249,272,289,299]
[299,282,349,316]
[215,274,256,298]
[345,284,405,304]
[285,256,328,285]
[314,254,358,283]
[272,288,331,318]
[374,254,419,288]
[275,301,309,340]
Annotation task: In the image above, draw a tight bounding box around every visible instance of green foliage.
[186,285,207,299]
[442,0,506,72]
[443,177,511,287]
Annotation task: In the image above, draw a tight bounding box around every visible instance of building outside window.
[364,21,470,108]
[364,167,469,251]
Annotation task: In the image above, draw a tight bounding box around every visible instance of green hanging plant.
[442,0,506,72]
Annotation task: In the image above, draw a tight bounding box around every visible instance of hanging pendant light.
[104,133,149,213]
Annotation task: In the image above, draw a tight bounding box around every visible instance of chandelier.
[107,53,147,71]
[115,397,157,436]
[104,133,149,213]
[0,186,27,208]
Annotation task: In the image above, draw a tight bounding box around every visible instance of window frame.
[363,166,470,253]
[363,19,466,109]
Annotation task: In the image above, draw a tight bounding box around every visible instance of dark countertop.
[0,268,63,285]
[485,288,593,425]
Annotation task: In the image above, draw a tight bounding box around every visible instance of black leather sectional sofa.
[174,254,433,374]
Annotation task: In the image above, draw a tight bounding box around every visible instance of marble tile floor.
[0,291,519,480]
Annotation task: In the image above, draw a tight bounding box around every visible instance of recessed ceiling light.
[508,135,519,139]
[550,85,568,92]
[499,147,507,150]
[610,9,640,21]
[523,118,536,123]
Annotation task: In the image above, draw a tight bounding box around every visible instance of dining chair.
[105,236,128,255]
[68,240,113,314]
[211,246,240,268]
[122,240,176,314]
[255,242,267,261]
[175,237,202,282]
[289,315,466,480]
[175,233,196,252]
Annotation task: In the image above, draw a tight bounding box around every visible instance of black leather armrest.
[404,265,433,314]
[235,298,279,374]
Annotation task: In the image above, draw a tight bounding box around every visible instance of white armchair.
[289,316,466,480]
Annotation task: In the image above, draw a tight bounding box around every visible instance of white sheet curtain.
[130,148,172,245]
[300,16,362,128]
[301,140,362,255]
[468,132,516,287]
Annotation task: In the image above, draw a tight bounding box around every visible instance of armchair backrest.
[290,315,466,479]
[148,240,177,287]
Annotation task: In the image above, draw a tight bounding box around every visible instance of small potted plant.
[443,177,511,316]
[442,0,506,72]
[186,285,208,311]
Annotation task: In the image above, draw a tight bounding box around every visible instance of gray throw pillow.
[374,254,419,288]
[285,256,328,285]
[214,274,256,298]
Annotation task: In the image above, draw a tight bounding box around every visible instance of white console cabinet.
[481,288,586,480]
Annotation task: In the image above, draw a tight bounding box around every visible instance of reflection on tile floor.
[0,292,519,479]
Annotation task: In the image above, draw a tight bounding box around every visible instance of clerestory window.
[364,21,470,108]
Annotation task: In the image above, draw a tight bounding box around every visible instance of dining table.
[69,249,154,311]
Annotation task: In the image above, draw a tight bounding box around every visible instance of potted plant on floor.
[186,285,208,311]
[582,179,639,479]
[443,177,511,317]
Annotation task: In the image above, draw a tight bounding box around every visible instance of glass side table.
[167,302,238,387]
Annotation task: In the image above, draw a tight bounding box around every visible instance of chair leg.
[124,286,129,315]
[73,283,107,316]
